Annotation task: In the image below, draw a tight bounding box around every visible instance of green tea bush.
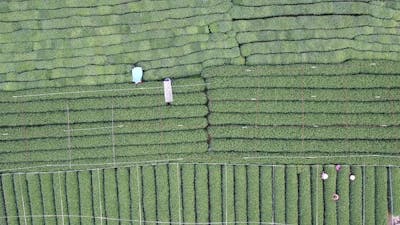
[195,164,209,223]
[66,172,81,225]
[26,174,45,225]
[337,166,350,225]
[259,166,273,223]
[233,165,247,223]
[129,167,141,224]
[323,166,337,225]
[166,164,180,223]
[78,171,95,225]
[208,165,223,223]
[375,167,388,225]
[311,166,324,225]
[1,175,19,225]
[274,166,286,223]
[298,166,312,225]
[155,165,171,223]
[393,168,400,216]
[181,164,195,223]
[349,166,362,225]
[365,167,375,225]
[246,166,260,222]
[285,166,298,225]
[141,166,157,224]
[0,176,6,225]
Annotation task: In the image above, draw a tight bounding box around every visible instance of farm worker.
[321,172,328,180]
[335,165,341,171]
[163,78,173,105]
[332,193,340,201]
[349,174,356,181]
[132,66,143,84]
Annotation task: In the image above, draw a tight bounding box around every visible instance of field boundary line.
[389,167,394,222]
[111,102,116,167]
[57,172,65,225]
[316,165,319,225]
[136,165,142,225]
[63,125,123,132]
[96,169,103,225]
[224,163,228,225]
[3,160,400,176]
[362,165,365,225]
[0,158,184,174]
[18,175,28,225]
[0,213,295,224]
[243,155,400,159]
[176,163,182,225]
[66,105,72,169]
[12,83,210,98]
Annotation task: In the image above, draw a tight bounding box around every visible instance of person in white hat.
[321,172,328,180]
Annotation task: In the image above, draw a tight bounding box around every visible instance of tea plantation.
[1,0,400,224]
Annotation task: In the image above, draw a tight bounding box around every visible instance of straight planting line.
[3,160,400,176]
[0,214,295,224]
[96,169,103,225]
[176,163,182,225]
[12,83,210,98]
[136,165,143,225]
[66,105,72,169]
[111,102,116,167]
[63,125,124,132]
[389,167,394,221]
[243,155,400,159]
[316,165,319,225]
[57,172,65,225]
[224,163,228,225]
[18,175,28,225]
[362,165,366,225]
[0,158,184,174]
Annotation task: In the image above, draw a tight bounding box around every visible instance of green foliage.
[298,166,312,225]
[233,165,247,223]
[1,175,19,225]
[311,166,324,225]
[323,166,337,225]
[337,166,350,225]
[259,166,273,223]
[66,172,80,225]
[141,166,156,225]
[181,164,195,223]
[40,174,57,225]
[365,167,375,225]
[392,168,400,216]
[155,165,170,223]
[285,166,298,225]
[349,166,362,225]
[195,164,209,223]
[375,167,388,225]
[246,165,260,222]
[78,171,95,225]
[104,169,119,225]
[274,166,286,223]
[208,165,223,223]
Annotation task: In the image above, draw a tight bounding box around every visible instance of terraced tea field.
[1,0,400,225]
[0,163,399,225]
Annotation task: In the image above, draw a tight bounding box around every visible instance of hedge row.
[1,164,397,225]
[2,92,206,115]
[208,88,400,102]
[210,139,400,154]
[337,165,350,225]
[207,76,400,89]
[233,16,398,32]
[209,113,397,127]
[246,49,400,65]
[236,27,400,44]
[0,105,208,127]
[209,126,398,139]
[210,101,400,113]
[230,2,398,20]
[393,168,400,216]
[240,39,400,57]
[202,61,400,78]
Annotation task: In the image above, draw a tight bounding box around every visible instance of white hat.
[321,172,328,180]
[349,174,356,181]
